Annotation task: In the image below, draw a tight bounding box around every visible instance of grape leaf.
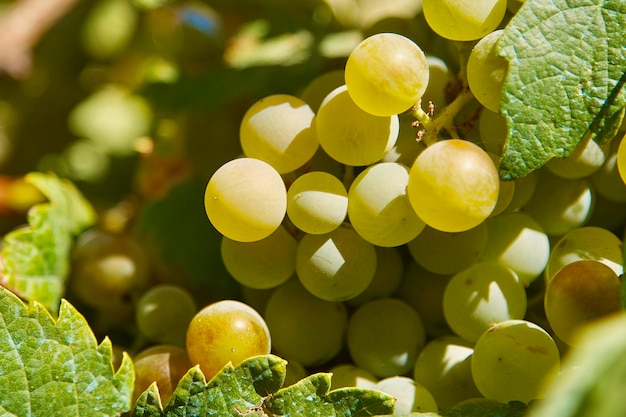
[497,0,626,180]
[0,172,96,312]
[0,285,134,416]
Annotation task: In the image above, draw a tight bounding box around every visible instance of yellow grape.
[133,345,192,405]
[618,133,626,184]
[422,0,507,41]
[467,30,507,112]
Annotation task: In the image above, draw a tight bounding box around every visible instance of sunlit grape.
[467,30,507,112]
[422,0,507,41]
[133,345,192,405]
[376,376,438,414]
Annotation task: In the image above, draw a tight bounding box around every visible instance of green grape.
[69,228,149,311]
[133,344,193,405]
[347,298,426,378]
[422,0,507,41]
[82,0,138,60]
[407,223,488,275]
[471,319,560,403]
[413,336,482,410]
[329,364,378,390]
[546,133,609,179]
[204,158,287,242]
[186,300,271,380]
[522,169,594,236]
[296,224,377,301]
[490,177,515,217]
[264,278,348,367]
[586,193,626,232]
[381,113,427,167]
[545,226,623,283]
[348,162,426,247]
[504,169,538,212]
[239,94,318,174]
[479,108,508,156]
[591,138,626,203]
[239,285,274,314]
[283,359,308,388]
[299,69,345,112]
[479,211,550,286]
[347,246,404,307]
[545,260,621,346]
[286,171,348,235]
[375,376,438,414]
[221,225,297,289]
[344,33,429,116]
[422,55,455,110]
[618,133,626,184]
[395,261,452,338]
[135,284,198,346]
[316,85,399,166]
[407,139,500,233]
[466,30,507,112]
[443,262,527,343]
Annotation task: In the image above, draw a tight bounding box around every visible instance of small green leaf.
[0,286,134,416]
[327,387,397,416]
[132,383,164,417]
[498,0,626,180]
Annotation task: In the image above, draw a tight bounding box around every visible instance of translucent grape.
[347,246,404,307]
[221,225,296,289]
[186,300,271,380]
[422,55,455,109]
[545,260,621,346]
[316,85,399,166]
[329,364,378,390]
[345,33,429,116]
[240,94,317,174]
[443,262,527,343]
[422,0,507,41]
[135,284,198,346]
[347,298,426,378]
[617,133,626,185]
[286,171,348,235]
[296,224,377,301]
[504,169,538,212]
[546,133,609,179]
[204,158,287,242]
[300,69,345,112]
[348,162,426,247]
[466,30,507,112]
[407,139,499,233]
[590,139,626,203]
[471,320,560,403]
[133,345,192,405]
[375,376,438,414]
[264,278,348,367]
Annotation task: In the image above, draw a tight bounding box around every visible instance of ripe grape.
[422,55,455,109]
[617,133,626,185]
[546,133,609,179]
[296,224,377,301]
[220,225,296,289]
[545,260,621,346]
[186,300,271,380]
[316,85,399,166]
[133,344,192,405]
[329,364,378,390]
[407,139,499,233]
[347,162,425,247]
[479,108,508,156]
[286,171,348,235]
[505,169,538,212]
[590,138,626,203]
[375,376,438,414]
[239,94,317,174]
[299,69,345,112]
[347,246,404,307]
[471,320,560,403]
[345,33,429,116]
[347,298,426,378]
[135,284,198,346]
[467,30,507,112]
[443,262,527,343]
[263,278,348,367]
[204,158,287,242]
[422,0,507,41]
[381,114,427,167]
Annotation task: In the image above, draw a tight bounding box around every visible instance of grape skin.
[422,0,508,41]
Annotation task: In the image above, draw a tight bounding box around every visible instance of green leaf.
[1,172,96,312]
[0,285,134,416]
[497,0,626,180]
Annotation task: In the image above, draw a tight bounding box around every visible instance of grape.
[329,364,378,390]
[443,262,527,343]
[504,169,538,212]
[283,359,308,388]
[466,30,507,113]
[221,225,296,289]
[296,224,377,301]
[239,94,317,174]
[522,169,593,237]
[617,133,626,185]
[135,284,198,346]
[422,0,507,41]
[479,211,550,286]
[545,260,621,346]
[299,69,345,112]
[286,171,348,235]
[422,55,455,109]
[407,139,500,233]
[479,108,508,156]
[344,33,429,116]
[471,319,560,403]
[546,133,609,179]
[375,376,438,414]
[490,177,515,217]
[186,300,271,380]
[204,158,287,242]
[264,278,348,367]
[591,139,626,203]
[133,345,192,405]
[316,85,399,166]
[545,226,623,283]
[347,298,426,378]
[407,223,488,275]
[413,336,482,410]
[381,114,427,167]
[347,246,404,307]
[347,162,425,247]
